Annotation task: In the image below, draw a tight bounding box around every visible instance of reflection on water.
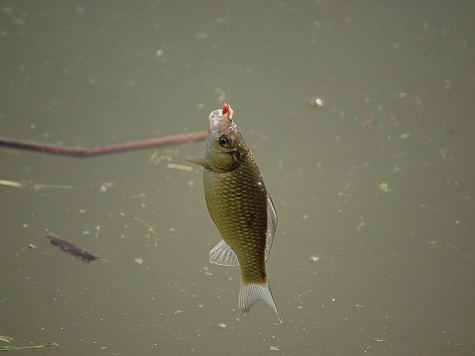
[1,1,474,354]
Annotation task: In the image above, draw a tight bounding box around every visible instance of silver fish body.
[185,104,281,322]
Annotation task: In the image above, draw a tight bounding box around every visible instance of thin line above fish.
[185,103,281,323]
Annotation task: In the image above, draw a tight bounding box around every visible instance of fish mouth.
[208,108,232,132]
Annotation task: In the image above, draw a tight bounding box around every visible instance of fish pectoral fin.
[209,240,239,266]
[239,280,282,324]
[183,155,210,169]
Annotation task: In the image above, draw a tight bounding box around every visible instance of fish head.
[205,103,246,172]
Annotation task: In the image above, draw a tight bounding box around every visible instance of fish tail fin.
[238,280,283,324]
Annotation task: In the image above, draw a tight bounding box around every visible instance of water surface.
[1,1,474,354]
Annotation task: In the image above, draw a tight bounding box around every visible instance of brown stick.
[45,231,100,263]
[0,131,207,158]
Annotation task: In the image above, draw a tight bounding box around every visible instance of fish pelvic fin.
[209,240,239,266]
[239,280,282,324]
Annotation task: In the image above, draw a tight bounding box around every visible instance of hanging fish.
[185,103,281,323]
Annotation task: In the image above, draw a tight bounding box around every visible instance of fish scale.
[205,155,268,282]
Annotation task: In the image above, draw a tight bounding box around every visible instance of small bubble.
[308,97,324,108]
[310,256,320,262]
[156,49,164,57]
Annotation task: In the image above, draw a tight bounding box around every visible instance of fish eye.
[219,135,232,148]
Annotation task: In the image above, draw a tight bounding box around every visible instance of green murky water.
[1,1,474,354]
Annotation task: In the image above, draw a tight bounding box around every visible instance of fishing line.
[225,0,231,100]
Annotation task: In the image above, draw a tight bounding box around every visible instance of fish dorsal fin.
[265,196,278,262]
[209,240,239,266]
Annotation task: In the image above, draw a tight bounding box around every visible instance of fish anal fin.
[239,280,282,324]
[209,240,239,266]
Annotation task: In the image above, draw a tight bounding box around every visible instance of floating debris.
[307,97,324,108]
[45,231,100,263]
[149,151,173,165]
[0,341,59,351]
[99,182,116,193]
[379,182,390,193]
[131,215,159,247]
[361,119,379,128]
[0,179,25,189]
[166,163,193,171]
[0,335,14,343]
[0,179,74,191]
[200,266,214,276]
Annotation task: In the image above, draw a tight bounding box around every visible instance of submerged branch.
[0,131,207,158]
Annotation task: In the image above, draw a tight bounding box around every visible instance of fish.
[185,103,281,323]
